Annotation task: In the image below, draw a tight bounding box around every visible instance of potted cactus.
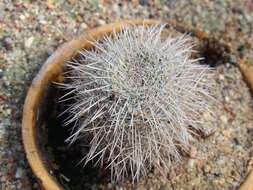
[22,19,253,190]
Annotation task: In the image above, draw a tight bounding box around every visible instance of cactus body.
[60,25,214,181]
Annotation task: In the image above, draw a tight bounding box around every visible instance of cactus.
[59,25,214,182]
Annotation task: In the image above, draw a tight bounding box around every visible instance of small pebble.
[15,168,24,179]
[203,164,211,174]
[139,0,148,6]
[225,96,230,102]
[190,146,198,158]
[80,22,88,30]
[187,159,195,172]
[98,19,106,25]
[159,185,167,190]
[219,74,225,81]
[25,37,34,48]
[2,37,12,50]
[19,14,26,20]
[220,115,228,124]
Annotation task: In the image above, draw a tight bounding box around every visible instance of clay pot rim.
[22,19,253,190]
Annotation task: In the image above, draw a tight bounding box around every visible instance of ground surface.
[1,0,253,190]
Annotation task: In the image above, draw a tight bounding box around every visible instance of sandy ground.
[0,0,253,189]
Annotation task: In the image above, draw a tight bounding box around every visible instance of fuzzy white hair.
[59,25,214,182]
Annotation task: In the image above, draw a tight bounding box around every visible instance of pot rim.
[22,19,253,190]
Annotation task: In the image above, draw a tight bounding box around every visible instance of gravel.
[0,0,253,190]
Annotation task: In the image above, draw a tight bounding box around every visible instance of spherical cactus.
[59,25,214,182]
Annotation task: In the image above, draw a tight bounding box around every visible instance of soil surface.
[1,0,253,190]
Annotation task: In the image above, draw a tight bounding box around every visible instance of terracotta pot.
[22,19,253,190]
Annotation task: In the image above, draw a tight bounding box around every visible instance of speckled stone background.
[0,0,253,189]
